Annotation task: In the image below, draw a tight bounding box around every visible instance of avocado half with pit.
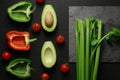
[41,41,57,68]
[41,4,57,32]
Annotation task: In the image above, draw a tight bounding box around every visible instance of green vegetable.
[106,28,120,41]
[8,1,36,22]
[91,19,102,80]
[6,58,33,79]
[91,27,120,80]
[90,27,120,65]
[41,41,57,68]
[85,18,90,80]
[75,19,80,80]
[75,17,120,80]
[75,19,85,80]
[41,4,57,32]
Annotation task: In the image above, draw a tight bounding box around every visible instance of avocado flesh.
[41,41,57,68]
[41,5,57,32]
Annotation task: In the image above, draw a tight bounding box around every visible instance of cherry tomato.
[60,64,69,73]
[36,0,44,4]
[40,73,49,80]
[31,22,41,32]
[56,35,65,44]
[2,51,11,60]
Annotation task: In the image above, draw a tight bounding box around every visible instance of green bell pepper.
[6,58,33,79]
[7,1,36,22]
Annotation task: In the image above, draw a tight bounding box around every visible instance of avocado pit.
[45,11,54,28]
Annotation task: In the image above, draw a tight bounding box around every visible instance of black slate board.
[69,6,120,62]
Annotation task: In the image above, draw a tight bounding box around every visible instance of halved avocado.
[41,4,57,32]
[41,41,57,68]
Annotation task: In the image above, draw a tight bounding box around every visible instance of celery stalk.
[92,20,102,80]
[75,19,80,80]
[85,18,90,80]
[78,19,85,80]
[75,19,85,80]
[75,17,103,80]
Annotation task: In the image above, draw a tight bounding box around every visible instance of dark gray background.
[69,6,120,62]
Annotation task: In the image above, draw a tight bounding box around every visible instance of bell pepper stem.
[26,5,36,18]
[29,38,37,43]
[30,67,36,71]
[26,38,37,44]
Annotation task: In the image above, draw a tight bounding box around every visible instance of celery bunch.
[75,17,120,80]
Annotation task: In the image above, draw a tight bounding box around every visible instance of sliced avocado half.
[41,4,57,32]
[41,41,57,68]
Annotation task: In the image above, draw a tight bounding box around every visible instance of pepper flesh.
[6,31,37,51]
[7,1,36,22]
[6,58,32,79]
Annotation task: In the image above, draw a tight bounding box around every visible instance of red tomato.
[60,64,69,73]
[40,73,49,80]
[2,51,11,60]
[36,0,44,3]
[56,35,65,44]
[31,22,41,32]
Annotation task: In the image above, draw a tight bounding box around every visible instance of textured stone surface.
[69,6,120,62]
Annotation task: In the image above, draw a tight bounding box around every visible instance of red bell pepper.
[6,30,37,51]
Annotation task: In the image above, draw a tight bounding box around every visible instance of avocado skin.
[41,41,57,68]
[41,4,57,32]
